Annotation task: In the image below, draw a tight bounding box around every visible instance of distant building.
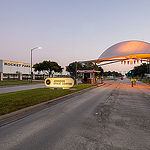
[0,60,41,81]
[0,60,35,74]
[0,59,69,80]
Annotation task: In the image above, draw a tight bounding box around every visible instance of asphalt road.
[0,83,45,94]
[0,79,150,150]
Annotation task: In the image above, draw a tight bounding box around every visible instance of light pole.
[30,47,42,82]
[75,61,78,85]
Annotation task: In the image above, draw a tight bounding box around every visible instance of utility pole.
[31,49,33,82]
[30,47,42,83]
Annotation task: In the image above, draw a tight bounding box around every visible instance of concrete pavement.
[0,79,150,150]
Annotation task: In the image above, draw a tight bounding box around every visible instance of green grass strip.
[0,84,94,115]
[0,80,43,86]
[141,79,150,84]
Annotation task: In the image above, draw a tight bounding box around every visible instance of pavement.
[0,78,150,150]
[0,83,45,94]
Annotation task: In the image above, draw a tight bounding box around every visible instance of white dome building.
[85,40,150,73]
[98,40,150,61]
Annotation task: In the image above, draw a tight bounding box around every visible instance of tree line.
[66,62,103,77]
[103,71,122,77]
[33,60,122,77]
[126,63,149,78]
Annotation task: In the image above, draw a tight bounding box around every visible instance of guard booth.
[77,70,101,84]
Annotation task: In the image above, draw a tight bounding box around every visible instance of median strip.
[0,80,43,87]
[0,84,96,116]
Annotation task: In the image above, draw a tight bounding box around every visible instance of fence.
[0,73,71,81]
[0,73,47,81]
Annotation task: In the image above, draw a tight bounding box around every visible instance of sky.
[0,0,150,72]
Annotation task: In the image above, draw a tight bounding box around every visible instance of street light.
[31,47,42,82]
[75,61,78,85]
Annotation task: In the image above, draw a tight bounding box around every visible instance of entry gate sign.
[45,78,74,89]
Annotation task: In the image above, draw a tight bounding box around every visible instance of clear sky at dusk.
[1,0,150,72]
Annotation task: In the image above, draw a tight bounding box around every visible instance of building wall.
[0,60,37,74]
[0,60,3,72]
[0,60,66,76]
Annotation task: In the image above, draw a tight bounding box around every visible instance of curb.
[0,84,104,127]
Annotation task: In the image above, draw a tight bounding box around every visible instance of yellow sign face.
[45,78,74,89]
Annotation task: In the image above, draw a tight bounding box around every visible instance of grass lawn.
[0,84,95,115]
[141,79,150,84]
[0,80,44,86]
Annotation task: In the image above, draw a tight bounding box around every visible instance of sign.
[4,62,31,68]
[3,60,32,68]
[45,78,74,89]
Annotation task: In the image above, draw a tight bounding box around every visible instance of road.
[0,79,150,150]
[0,83,45,94]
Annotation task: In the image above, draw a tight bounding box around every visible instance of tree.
[66,62,83,77]
[103,71,122,77]
[127,63,148,78]
[33,60,63,77]
[66,62,103,77]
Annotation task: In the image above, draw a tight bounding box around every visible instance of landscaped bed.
[0,84,95,115]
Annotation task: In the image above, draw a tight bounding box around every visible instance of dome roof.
[99,41,150,60]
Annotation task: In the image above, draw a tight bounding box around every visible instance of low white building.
[0,60,39,80]
[0,60,33,74]
[0,59,69,80]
